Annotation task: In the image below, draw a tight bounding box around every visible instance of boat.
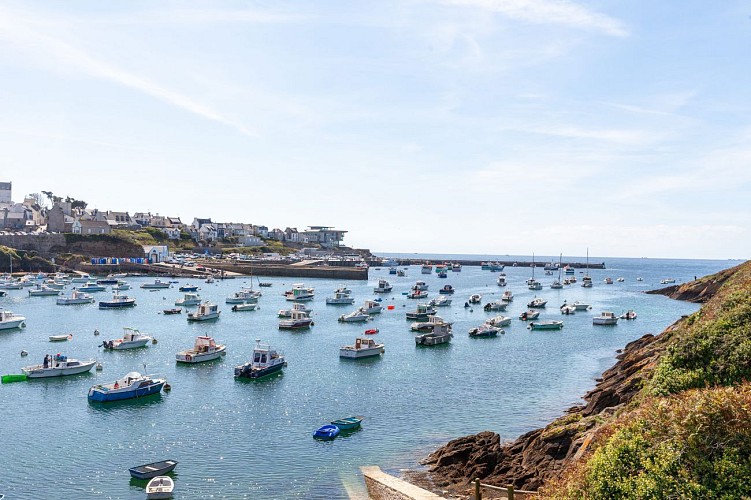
[278,310,313,329]
[313,424,340,440]
[98,291,137,309]
[485,315,512,327]
[527,297,547,308]
[388,267,397,275]
[421,263,432,274]
[364,328,379,335]
[284,283,315,301]
[373,279,393,293]
[141,279,171,289]
[101,327,152,350]
[326,291,355,305]
[406,303,437,321]
[560,304,576,315]
[56,289,95,305]
[175,293,202,306]
[0,310,26,330]
[146,476,174,499]
[604,277,613,284]
[582,249,593,287]
[483,300,507,312]
[278,302,312,318]
[176,336,227,363]
[660,278,676,284]
[496,275,507,287]
[410,314,450,332]
[468,324,501,337]
[550,254,564,289]
[528,279,542,291]
[452,263,462,272]
[407,288,428,299]
[593,311,619,325]
[234,339,286,379]
[415,321,453,346]
[439,284,455,295]
[636,277,644,282]
[187,302,221,321]
[330,415,364,430]
[232,302,259,312]
[338,308,371,323]
[339,337,385,359]
[162,308,182,315]
[437,271,448,278]
[564,265,575,275]
[49,334,72,342]
[360,300,383,314]
[620,310,637,320]
[88,371,166,402]
[96,277,119,285]
[205,275,215,284]
[413,281,429,291]
[77,282,106,292]
[226,288,261,304]
[112,281,131,291]
[428,295,452,307]
[28,284,61,297]
[179,284,198,292]
[617,277,625,282]
[258,281,272,287]
[571,301,591,311]
[519,310,540,321]
[128,459,178,480]
[501,290,513,302]
[71,273,92,284]
[22,354,96,378]
[528,320,564,331]
[468,294,482,304]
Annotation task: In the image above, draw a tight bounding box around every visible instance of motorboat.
[284,283,315,301]
[527,280,543,291]
[483,300,507,312]
[313,424,340,440]
[278,302,312,318]
[617,277,625,282]
[101,327,152,350]
[175,293,202,307]
[468,294,482,304]
[87,371,166,402]
[581,276,593,288]
[129,459,178,480]
[334,285,352,295]
[496,276,507,287]
[339,337,385,359]
[415,321,453,346]
[560,305,576,315]
[469,324,501,337]
[406,288,428,299]
[389,267,397,275]
[176,336,227,363]
[28,284,61,297]
[22,354,96,378]
[421,264,432,274]
[438,284,455,295]
[620,310,637,320]
[112,281,131,291]
[187,302,221,321]
[232,302,259,312]
[501,290,513,302]
[413,281,429,291]
[162,308,182,315]
[428,295,452,307]
[593,311,619,325]
[179,284,198,292]
[604,277,614,284]
[326,291,355,305]
[396,269,406,277]
[571,301,591,311]
[485,315,512,327]
[234,339,286,379]
[660,278,676,284]
[146,475,174,499]
[451,263,462,272]
[98,291,136,309]
[437,271,448,278]
[77,282,106,292]
[528,320,564,331]
[564,266,575,275]
[519,310,540,321]
[0,310,26,330]
[71,273,92,284]
[226,288,261,304]
[278,310,313,329]
[406,303,438,321]
[527,297,547,308]
[49,334,72,342]
[141,279,171,289]
[360,300,383,314]
[373,279,393,293]
[410,315,450,332]
[56,289,95,305]
[338,308,371,323]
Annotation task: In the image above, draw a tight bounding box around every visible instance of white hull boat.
[146,475,174,499]
[176,336,227,363]
[22,355,96,378]
[0,311,26,330]
[339,337,385,359]
[56,290,95,305]
[102,327,152,350]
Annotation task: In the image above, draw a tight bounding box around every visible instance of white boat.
[407,288,428,299]
[428,295,452,307]
[421,264,432,274]
[415,321,453,346]
[234,339,287,379]
[501,290,513,302]
[360,300,383,314]
[176,336,227,363]
[284,283,315,301]
[620,310,637,320]
[528,320,564,331]
[101,327,152,350]
[22,354,96,378]
[338,308,371,323]
[226,289,261,304]
[71,273,92,283]
[0,310,26,330]
[560,305,576,315]
[660,278,676,284]
[616,277,625,282]
[468,294,482,304]
[187,302,221,321]
[49,334,72,342]
[231,302,259,311]
[406,304,438,320]
[411,315,450,332]
[571,301,591,311]
[373,279,393,293]
[582,249,593,287]
[334,285,352,295]
[604,277,613,284]
[550,255,564,289]
[413,281,429,291]
[112,281,131,291]
[519,310,540,321]
[469,324,501,337]
[278,310,313,329]
[486,315,512,327]
[278,302,312,318]
[326,291,355,305]
[98,291,136,309]
[141,279,171,289]
[77,282,106,292]
[593,311,619,325]
[56,290,95,305]
[527,297,547,308]
[146,475,174,499]
[527,280,543,291]
[175,293,202,306]
[339,337,385,359]
[28,284,61,296]
[483,300,507,312]
[496,275,507,287]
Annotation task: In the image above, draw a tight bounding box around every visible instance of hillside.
[416,260,750,497]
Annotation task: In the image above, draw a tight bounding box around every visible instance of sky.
[0,1,749,260]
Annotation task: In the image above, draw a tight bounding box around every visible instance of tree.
[27,192,45,207]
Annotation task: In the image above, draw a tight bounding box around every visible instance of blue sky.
[1,1,749,259]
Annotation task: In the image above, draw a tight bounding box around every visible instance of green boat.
[1,374,27,384]
[528,320,564,331]
[330,415,364,430]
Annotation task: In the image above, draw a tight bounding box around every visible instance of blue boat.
[179,285,198,292]
[330,416,364,430]
[88,372,166,402]
[313,424,340,440]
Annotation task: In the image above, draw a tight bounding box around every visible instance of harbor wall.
[374,259,606,269]
[0,233,144,258]
[361,466,443,500]
[210,263,369,280]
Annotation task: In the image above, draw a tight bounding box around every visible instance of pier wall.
[377,259,606,269]
[211,263,369,280]
[361,466,443,500]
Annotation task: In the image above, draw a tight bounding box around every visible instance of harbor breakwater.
[374,258,606,269]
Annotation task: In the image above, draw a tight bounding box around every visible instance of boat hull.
[88,380,164,402]
[99,300,136,309]
[56,298,94,305]
[339,346,384,359]
[234,362,285,379]
[23,360,96,378]
[176,346,226,363]
[129,460,178,480]
[0,319,26,330]
[187,313,220,321]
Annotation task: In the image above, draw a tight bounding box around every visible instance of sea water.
[0,256,740,498]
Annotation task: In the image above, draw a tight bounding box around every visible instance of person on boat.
[114,381,119,389]
[43,354,49,368]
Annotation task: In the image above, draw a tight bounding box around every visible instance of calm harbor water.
[0,256,741,498]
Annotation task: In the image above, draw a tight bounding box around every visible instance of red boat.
[364,328,379,335]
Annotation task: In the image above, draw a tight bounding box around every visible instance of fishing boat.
[146,476,174,499]
[162,308,182,315]
[593,311,619,325]
[226,288,261,304]
[437,271,448,278]
[338,308,371,323]
[660,278,676,284]
[0,310,26,330]
[232,302,259,312]
[176,336,227,363]
[71,273,92,284]
[187,302,221,321]
[284,284,315,301]
[21,354,96,378]
[178,284,198,292]
[468,324,501,337]
[496,275,507,287]
[330,416,364,430]
[519,310,540,321]
[405,303,437,321]
[278,310,313,329]
[468,294,482,304]
[527,297,548,308]
[88,371,166,402]
[98,291,137,309]
[411,315,450,332]
[406,288,428,299]
[360,300,383,314]
[258,281,272,287]
[413,281,429,291]
[175,293,202,307]
[373,279,393,293]
[141,279,171,289]
[277,302,312,318]
[560,304,576,315]
[77,282,106,292]
[339,337,384,359]
[571,301,591,311]
[483,300,507,312]
[313,424,340,440]
[56,289,95,305]
[620,310,638,320]
[501,290,513,302]
[415,321,453,346]
[234,339,286,379]
[101,327,152,350]
[326,291,355,305]
[485,315,512,327]
[421,263,432,274]
[396,269,406,277]
[439,284,455,295]
[428,295,452,307]
[128,459,178,480]
[28,284,61,297]
[112,281,131,291]
[528,320,564,331]
[451,263,462,272]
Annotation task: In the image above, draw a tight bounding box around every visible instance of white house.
[143,245,170,263]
